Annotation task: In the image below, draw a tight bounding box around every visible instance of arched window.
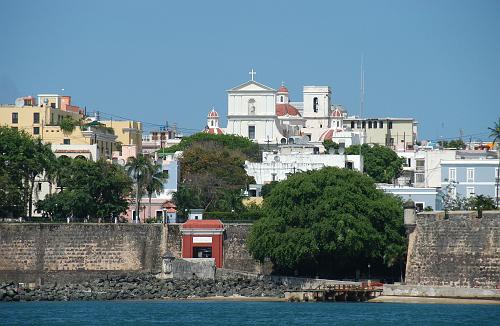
[313,97,319,112]
[248,99,256,115]
[211,121,214,126]
[280,96,283,102]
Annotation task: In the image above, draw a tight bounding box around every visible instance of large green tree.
[159,133,261,161]
[247,167,405,278]
[176,141,254,212]
[37,158,132,221]
[345,144,404,183]
[0,126,55,218]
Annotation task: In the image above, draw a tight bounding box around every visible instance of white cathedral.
[204,70,363,147]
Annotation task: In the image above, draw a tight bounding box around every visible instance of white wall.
[246,153,362,184]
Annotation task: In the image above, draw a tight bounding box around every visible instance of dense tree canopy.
[345,144,404,183]
[37,158,132,221]
[438,139,466,149]
[159,133,261,161]
[247,167,406,278]
[0,126,55,217]
[174,141,255,212]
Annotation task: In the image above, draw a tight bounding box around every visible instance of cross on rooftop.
[249,69,256,81]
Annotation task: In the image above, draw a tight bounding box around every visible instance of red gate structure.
[181,220,224,268]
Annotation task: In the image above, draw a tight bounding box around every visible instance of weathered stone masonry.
[0,223,259,284]
[405,211,500,288]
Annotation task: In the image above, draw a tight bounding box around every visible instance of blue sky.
[1,0,499,141]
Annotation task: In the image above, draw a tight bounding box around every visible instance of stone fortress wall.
[0,223,259,284]
[405,211,499,289]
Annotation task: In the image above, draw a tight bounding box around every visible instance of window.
[368,121,372,128]
[38,183,42,191]
[415,202,424,212]
[63,139,70,145]
[248,99,256,115]
[379,121,383,128]
[33,112,40,124]
[12,112,18,124]
[415,159,424,170]
[466,168,475,182]
[313,97,319,112]
[415,173,425,184]
[495,168,499,180]
[156,210,163,219]
[280,96,283,102]
[373,121,377,129]
[33,127,40,135]
[248,126,255,139]
[50,103,56,109]
[388,121,393,129]
[466,187,475,198]
[362,121,366,129]
[407,158,411,167]
[448,168,456,182]
[450,187,457,198]
[351,121,355,128]
[211,121,214,126]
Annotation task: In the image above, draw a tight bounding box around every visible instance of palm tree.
[145,162,169,220]
[488,118,500,208]
[125,155,153,223]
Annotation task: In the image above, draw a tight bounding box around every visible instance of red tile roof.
[183,219,224,229]
[276,103,301,117]
[277,85,289,93]
[205,127,224,135]
[208,109,219,118]
[319,128,344,141]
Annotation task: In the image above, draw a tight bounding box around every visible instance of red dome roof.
[277,85,289,93]
[330,108,343,118]
[276,103,301,117]
[205,127,224,135]
[208,109,219,118]
[319,128,344,141]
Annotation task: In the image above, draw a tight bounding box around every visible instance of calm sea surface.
[0,301,499,325]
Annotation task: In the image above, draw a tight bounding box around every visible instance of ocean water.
[0,300,499,325]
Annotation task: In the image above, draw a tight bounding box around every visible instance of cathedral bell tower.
[276,83,289,104]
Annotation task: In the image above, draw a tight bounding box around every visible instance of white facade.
[224,75,363,147]
[226,80,282,144]
[246,151,363,185]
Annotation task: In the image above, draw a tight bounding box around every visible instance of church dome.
[277,85,289,94]
[276,103,301,117]
[319,128,344,141]
[205,127,224,135]
[330,107,343,118]
[208,109,219,118]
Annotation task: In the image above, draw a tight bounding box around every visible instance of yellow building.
[101,120,143,153]
[0,98,81,138]
[0,96,118,160]
[344,117,418,151]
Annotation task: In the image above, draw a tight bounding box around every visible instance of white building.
[246,149,363,185]
[223,71,364,148]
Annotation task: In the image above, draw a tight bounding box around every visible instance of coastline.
[369,295,500,305]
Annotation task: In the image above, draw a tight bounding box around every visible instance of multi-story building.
[245,146,362,185]
[0,95,82,138]
[101,120,142,152]
[441,159,499,200]
[142,126,181,155]
[343,117,417,151]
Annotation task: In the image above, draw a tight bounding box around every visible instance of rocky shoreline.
[0,274,297,302]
